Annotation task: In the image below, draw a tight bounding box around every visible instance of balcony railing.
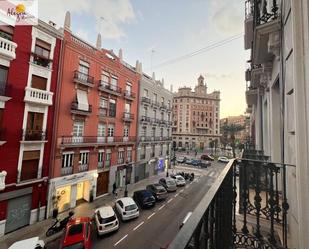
[32,52,51,68]
[123,112,134,122]
[124,90,135,100]
[168,151,290,249]
[24,87,53,106]
[141,116,151,123]
[61,167,73,176]
[22,129,46,141]
[78,164,88,172]
[71,101,92,115]
[255,0,279,26]
[141,96,151,104]
[61,136,136,146]
[118,158,125,165]
[0,36,17,61]
[73,70,94,87]
[98,81,122,96]
[152,100,160,108]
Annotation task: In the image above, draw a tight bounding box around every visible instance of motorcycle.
[46,211,74,237]
[189,173,195,181]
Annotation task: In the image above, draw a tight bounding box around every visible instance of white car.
[174,175,186,186]
[94,205,119,235]
[115,197,139,221]
[218,156,230,163]
[9,237,44,249]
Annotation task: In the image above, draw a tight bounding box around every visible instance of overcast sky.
[38,0,248,118]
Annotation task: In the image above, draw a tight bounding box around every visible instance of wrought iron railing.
[61,136,136,145]
[124,90,135,99]
[141,96,151,104]
[168,150,291,249]
[71,101,92,113]
[99,81,122,94]
[73,70,94,85]
[22,129,46,141]
[254,0,279,26]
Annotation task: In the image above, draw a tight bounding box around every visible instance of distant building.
[220,115,250,144]
[135,73,173,181]
[172,75,221,150]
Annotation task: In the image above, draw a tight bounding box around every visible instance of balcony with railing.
[78,164,88,172]
[0,36,17,61]
[22,129,46,141]
[141,96,151,105]
[246,82,258,106]
[152,100,160,108]
[71,101,92,115]
[98,81,122,96]
[60,136,136,147]
[168,150,290,249]
[61,167,73,176]
[73,70,94,87]
[124,90,135,100]
[123,112,134,122]
[24,87,53,106]
[31,52,52,69]
[141,115,151,124]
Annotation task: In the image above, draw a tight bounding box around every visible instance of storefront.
[134,163,146,182]
[47,170,97,217]
[109,164,133,191]
[157,158,166,174]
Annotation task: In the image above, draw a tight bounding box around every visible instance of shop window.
[20,150,40,181]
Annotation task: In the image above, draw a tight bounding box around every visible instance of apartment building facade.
[220,115,250,143]
[0,22,62,235]
[244,0,309,247]
[172,75,221,150]
[47,12,139,216]
[135,73,173,181]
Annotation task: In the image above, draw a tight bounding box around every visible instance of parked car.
[201,154,214,161]
[9,237,44,249]
[200,160,211,168]
[60,217,92,249]
[185,158,194,165]
[171,175,186,186]
[115,197,139,221]
[146,183,168,200]
[159,178,177,192]
[133,190,156,209]
[191,159,202,166]
[218,156,230,163]
[177,156,187,163]
[94,205,119,236]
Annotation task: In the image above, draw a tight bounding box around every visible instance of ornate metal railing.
[168,150,291,249]
[254,0,279,26]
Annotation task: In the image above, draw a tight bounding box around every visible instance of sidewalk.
[0,172,166,249]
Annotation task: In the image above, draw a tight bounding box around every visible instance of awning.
[77,89,89,111]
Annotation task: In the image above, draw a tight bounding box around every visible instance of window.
[167,129,170,137]
[160,144,163,156]
[108,124,114,137]
[153,93,157,102]
[111,76,118,90]
[168,114,170,122]
[144,107,148,116]
[126,82,132,94]
[125,103,131,113]
[26,112,43,132]
[118,150,124,164]
[31,75,47,90]
[73,121,84,137]
[20,150,40,181]
[62,152,74,168]
[124,125,129,137]
[101,71,109,85]
[151,145,155,156]
[0,66,8,95]
[152,127,156,137]
[160,128,163,137]
[153,110,156,119]
[100,97,108,109]
[79,151,89,165]
[168,100,171,108]
[0,26,13,40]
[143,89,148,97]
[161,97,164,104]
[161,112,164,120]
[105,151,111,167]
[142,127,147,137]
[98,123,106,137]
[35,39,51,58]
[127,149,132,162]
[98,151,104,166]
[109,99,116,117]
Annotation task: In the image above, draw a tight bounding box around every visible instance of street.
[46,162,226,249]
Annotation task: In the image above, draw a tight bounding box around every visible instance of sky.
[38,0,248,118]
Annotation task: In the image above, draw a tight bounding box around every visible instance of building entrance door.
[96,171,109,196]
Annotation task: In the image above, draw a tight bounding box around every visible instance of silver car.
[159,178,177,192]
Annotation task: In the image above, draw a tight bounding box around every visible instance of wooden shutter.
[31,75,47,90]
[35,38,51,51]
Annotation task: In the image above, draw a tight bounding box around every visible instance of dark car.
[200,160,211,168]
[146,184,168,201]
[133,190,156,209]
[191,159,202,166]
[201,154,215,161]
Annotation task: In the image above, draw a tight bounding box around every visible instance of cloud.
[38,0,136,40]
[210,0,244,36]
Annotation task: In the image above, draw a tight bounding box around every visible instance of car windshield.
[166,180,175,185]
[68,223,83,236]
[125,204,137,211]
[176,176,184,181]
[63,242,85,249]
[98,213,116,224]
[158,188,166,193]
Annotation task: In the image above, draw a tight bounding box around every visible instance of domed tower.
[195,75,207,94]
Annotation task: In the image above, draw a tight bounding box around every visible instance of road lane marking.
[147,212,156,219]
[114,234,128,246]
[174,193,179,197]
[158,204,166,210]
[133,221,144,231]
[167,198,173,203]
[209,171,215,177]
[179,189,184,193]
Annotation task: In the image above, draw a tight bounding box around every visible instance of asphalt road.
[46,162,226,249]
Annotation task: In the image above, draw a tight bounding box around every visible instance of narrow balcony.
[22,129,46,141]
[141,116,151,124]
[123,90,135,101]
[98,81,122,96]
[60,136,136,147]
[31,52,52,69]
[24,87,53,106]
[168,151,289,249]
[78,164,88,172]
[139,136,153,143]
[160,103,167,110]
[71,101,92,116]
[0,36,17,61]
[246,86,258,105]
[151,118,160,125]
[152,101,160,108]
[141,96,151,105]
[123,112,134,122]
[73,70,94,88]
[61,167,73,176]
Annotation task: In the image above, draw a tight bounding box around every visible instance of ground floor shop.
[135,157,169,182]
[0,181,47,236]
[108,163,134,192]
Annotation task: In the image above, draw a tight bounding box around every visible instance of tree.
[221,124,244,158]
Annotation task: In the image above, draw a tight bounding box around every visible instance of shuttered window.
[31,75,47,90]
[20,150,40,181]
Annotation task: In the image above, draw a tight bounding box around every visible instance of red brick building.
[0,21,62,235]
[47,12,139,216]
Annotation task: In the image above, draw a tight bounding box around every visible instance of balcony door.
[78,60,89,81]
[31,75,47,90]
[26,112,44,140]
[97,123,106,143]
[126,83,132,94]
[20,150,40,181]
[73,121,84,143]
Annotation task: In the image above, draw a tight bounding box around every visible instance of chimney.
[96,34,102,49]
[135,60,139,72]
[152,72,155,81]
[64,11,71,31]
[139,62,143,74]
[118,49,123,62]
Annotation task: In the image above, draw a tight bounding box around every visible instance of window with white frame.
[152,127,156,137]
[142,126,147,137]
[111,76,118,90]
[125,103,131,113]
[105,151,111,167]
[98,123,106,137]
[98,151,104,167]
[79,151,89,165]
[168,100,171,108]
[118,150,124,164]
[153,110,156,119]
[160,128,164,137]
[62,152,74,168]
[144,89,148,97]
[127,149,132,162]
[161,97,164,104]
[126,82,132,94]
[73,121,84,137]
[153,93,157,102]
[100,97,108,109]
[108,124,114,137]
[101,71,109,85]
